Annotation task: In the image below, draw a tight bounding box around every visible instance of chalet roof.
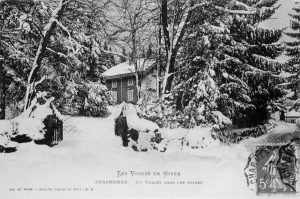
[286,110,300,118]
[102,58,155,79]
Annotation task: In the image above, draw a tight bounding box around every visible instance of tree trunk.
[161,0,171,95]
[0,60,5,119]
[296,70,300,99]
[163,48,177,93]
[160,0,193,95]
[156,18,162,98]
[24,0,69,110]
[134,56,141,100]
[131,28,141,100]
[161,0,170,53]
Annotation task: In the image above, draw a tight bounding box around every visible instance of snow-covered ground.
[0,107,300,199]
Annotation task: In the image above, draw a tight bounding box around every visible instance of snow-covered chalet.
[102,59,158,104]
[285,110,300,124]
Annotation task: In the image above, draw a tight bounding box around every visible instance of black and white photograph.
[0,0,300,198]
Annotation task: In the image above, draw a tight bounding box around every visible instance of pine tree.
[284,2,300,110]
[214,0,286,127]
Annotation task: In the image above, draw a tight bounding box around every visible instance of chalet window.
[108,91,117,103]
[291,119,295,123]
[128,78,134,86]
[112,80,117,88]
[127,90,134,101]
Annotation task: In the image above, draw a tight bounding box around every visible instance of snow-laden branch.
[272,71,297,79]
[244,64,265,73]
[202,22,229,34]
[34,76,46,87]
[253,54,286,65]
[215,6,256,15]
[189,2,207,11]
[235,1,252,11]
[254,0,274,7]
[46,47,68,58]
[54,19,81,55]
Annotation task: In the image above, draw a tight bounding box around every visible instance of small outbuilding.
[285,110,300,124]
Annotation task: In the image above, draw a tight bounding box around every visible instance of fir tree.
[214,0,285,127]
[283,2,300,110]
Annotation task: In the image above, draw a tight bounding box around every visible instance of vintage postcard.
[0,0,300,198]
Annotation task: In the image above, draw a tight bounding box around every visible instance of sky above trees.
[260,0,296,62]
[260,0,295,30]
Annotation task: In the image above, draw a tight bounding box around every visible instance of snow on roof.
[286,110,300,118]
[102,58,155,78]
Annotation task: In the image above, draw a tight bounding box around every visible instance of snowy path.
[1,114,299,199]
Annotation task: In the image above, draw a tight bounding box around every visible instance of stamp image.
[245,138,300,195]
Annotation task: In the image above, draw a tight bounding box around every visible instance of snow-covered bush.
[124,105,159,132]
[140,72,223,129]
[0,131,17,153]
[80,82,110,117]
[211,111,232,130]
[156,127,219,152]
[62,80,110,117]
